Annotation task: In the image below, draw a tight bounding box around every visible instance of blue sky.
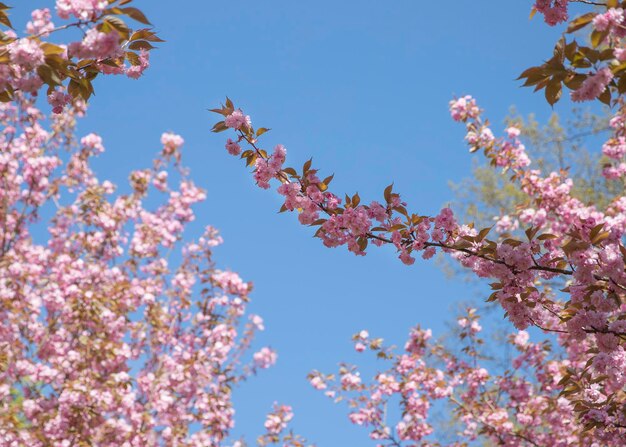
[15,1,600,445]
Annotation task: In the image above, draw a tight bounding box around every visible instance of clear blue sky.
[16,1,596,445]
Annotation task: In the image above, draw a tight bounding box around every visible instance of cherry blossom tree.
[308,309,611,446]
[3,0,626,446]
[213,0,626,443]
[450,107,613,233]
[0,3,309,446]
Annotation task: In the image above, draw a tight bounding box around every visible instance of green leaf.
[119,7,151,25]
[618,74,626,94]
[564,73,586,90]
[211,121,228,133]
[101,16,130,40]
[545,79,562,106]
[564,40,578,61]
[566,12,596,34]
[37,64,62,87]
[591,231,610,246]
[518,66,542,82]
[383,183,393,203]
[0,89,13,102]
[246,154,257,167]
[0,10,12,29]
[129,29,164,43]
[590,29,609,48]
[40,43,65,56]
[589,223,605,240]
[537,233,558,240]
[303,158,312,173]
[125,51,140,65]
[598,87,611,106]
[477,226,492,242]
[553,36,565,63]
[525,226,540,241]
[128,40,155,51]
[67,79,81,98]
[502,238,523,247]
[357,237,368,251]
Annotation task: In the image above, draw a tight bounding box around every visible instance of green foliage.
[449,107,619,229]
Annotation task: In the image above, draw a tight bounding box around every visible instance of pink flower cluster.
[571,68,613,102]
[313,310,624,445]
[449,95,479,122]
[69,29,122,60]
[8,38,45,68]
[225,109,251,130]
[225,138,242,156]
[125,50,150,80]
[26,8,54,35]
[593,8,625,32]
[601,109,626,180]
[254,144,286,189]
[56,0,107,20]
[161,132,185,154]
[534,0,569,26]
[253,347,278,369]
[0,90,306,446]
[216,90,626,436]
[47,90,71,114]
[0,2,158,117]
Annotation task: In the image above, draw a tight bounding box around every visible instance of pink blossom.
[309,375,327,390]
[264,404,293,435]
[422,247,436,259]
[571,68,613,102]
[161,132,184,153]
[603,162,626,179]
[56,0,107,20]
[9,39,45,68]
[534,0,569,26]
[80,133,104,153]
[125,50,150,79]
[250,314,265,331]
[593,8,624,31]
[505,126,521,138]
[340,372,362,390]
[26,8,54,36]
[495,214,519,233]
[212,270,250,296]
[47,91,71,114]
[514,331,530,347]
[225,138,242,156]
[69,29,121,60]
[615,47,626,61]
[253,347,277,369]
[602,137,626,160]
[449,95,479,121]
[224,109,251,130]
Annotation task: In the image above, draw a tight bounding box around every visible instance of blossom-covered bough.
[309,310,606,446]
[0,2,310,446]
[0,0,160,110]
[213,1,626,444]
